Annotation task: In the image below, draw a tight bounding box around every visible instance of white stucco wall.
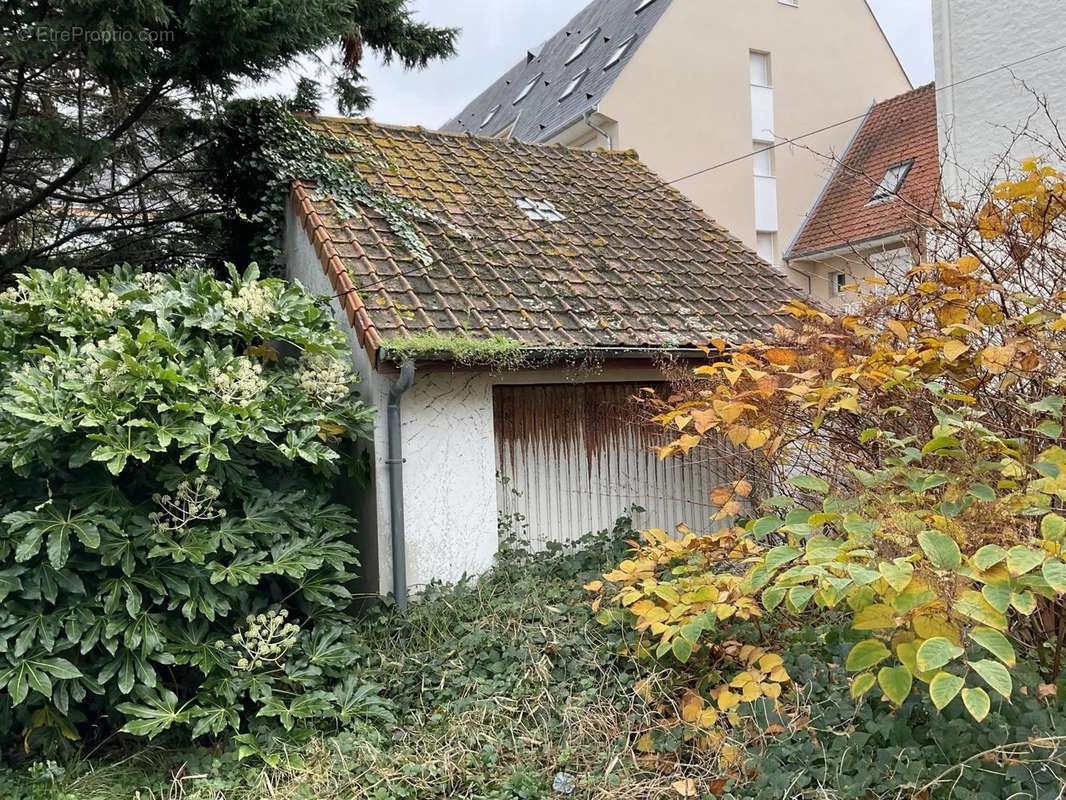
[397,371,499,589]
[934,0,1066,194]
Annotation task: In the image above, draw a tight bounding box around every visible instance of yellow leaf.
[941,339,969,362]
[886,320,909,341]
[746,428,770,449]
[582,580,603,592]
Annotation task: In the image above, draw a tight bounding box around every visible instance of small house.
[284,117,801,601]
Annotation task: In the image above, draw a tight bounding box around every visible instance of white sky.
[259,0,934,128]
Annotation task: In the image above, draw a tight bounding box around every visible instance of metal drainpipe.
[386,359,416,612]
[583,109,613,150]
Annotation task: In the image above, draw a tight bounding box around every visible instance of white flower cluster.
[135,272,168,293]
[208,358,267,404]
[0,285,29,305]
[296,352,353,405]
[221,609,300,672]
[71,335,127,394]
[223,283,275,317]
[77,284,123,318]
[149,477,225,533]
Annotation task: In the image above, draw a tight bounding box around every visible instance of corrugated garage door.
[493,382,735,549]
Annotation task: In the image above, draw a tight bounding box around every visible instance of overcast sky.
[259,0,934,127]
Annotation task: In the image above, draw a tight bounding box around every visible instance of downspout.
[583,108,613,150]
[386,359,415,612]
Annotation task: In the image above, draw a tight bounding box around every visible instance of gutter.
[583,108,613,150]
[386,359,416,612]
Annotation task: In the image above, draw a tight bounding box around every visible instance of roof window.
[480,105,501,129]
[636,0,658,12]
[516,198,566,222]
[604,34,637,69]
[514,73,542,105]
[559,69,590,101]
[565,29,598,64]
[869,159,914,203]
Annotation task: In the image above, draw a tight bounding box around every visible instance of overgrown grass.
[5,519,1066,800]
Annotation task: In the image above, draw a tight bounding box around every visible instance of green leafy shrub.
[0,265,375,747]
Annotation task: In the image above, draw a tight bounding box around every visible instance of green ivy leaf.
[969,659,1012,699]
[877,666,912,706]
[968,627,1016,666]
[971,544,1008,571]
[1006,546,1045,577]
[928,671,965,710]
[917,530,961,571]
[787,474,829,494]
[916,637,964,672]
[961,687,991,722]
[850,672,876,698]
[846,639,891,672]
[1042,559,1066,593]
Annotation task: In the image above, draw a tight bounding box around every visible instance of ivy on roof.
[211,99,458,271]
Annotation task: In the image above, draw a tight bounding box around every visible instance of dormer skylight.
[869,159,914,203]
[514,73,541,105]
[604,34,637,69]
[480,105,501,129]
[566,29,598,65]
[559,69,590,101]
[516,198,566,222]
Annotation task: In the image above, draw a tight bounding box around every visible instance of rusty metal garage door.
[493,382,731,549]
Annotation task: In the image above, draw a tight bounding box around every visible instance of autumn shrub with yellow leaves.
[591,157,1066,740]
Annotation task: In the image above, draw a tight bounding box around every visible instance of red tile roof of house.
[787,83,940,260]
[291,116,803,361]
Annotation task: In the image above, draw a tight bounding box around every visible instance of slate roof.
[787,83,940,260]
[439,0,673,142]
[291,116,802,361]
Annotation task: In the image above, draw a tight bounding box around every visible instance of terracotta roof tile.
[788,84,940,260]
[292,117,803,353]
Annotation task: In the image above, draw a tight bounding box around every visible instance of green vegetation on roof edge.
[380,333,528,368]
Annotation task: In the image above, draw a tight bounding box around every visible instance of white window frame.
[559,69,590,101]
[480,105,501,129]
[756,231,776,264]
[566,29,598,65]
[516,198,566,222]
[829,271,848,296]
[749,50,771,88]
[869,159,914,203]
[513,74,542,105]
[604,34,637,70]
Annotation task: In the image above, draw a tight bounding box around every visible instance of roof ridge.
[302,113,642,161]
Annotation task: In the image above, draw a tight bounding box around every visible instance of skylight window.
[869,159,914,203]
[604,34,636,69]
[513,74,542,105]
[636,0,659,12]
[480,105,501,129]
[566,29,598,64]
[516,198,566,222]
[559,69,589,101]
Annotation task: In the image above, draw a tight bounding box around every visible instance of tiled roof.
[787,83,940,260]
[291,117,802,358]
[439,0,672,142]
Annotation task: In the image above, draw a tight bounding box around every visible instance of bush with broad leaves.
[0,264,378,748]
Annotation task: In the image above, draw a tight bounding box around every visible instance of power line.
[328,40,1066,301]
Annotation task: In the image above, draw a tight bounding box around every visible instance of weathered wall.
[587,0,911,266]
[934,0,1066,194]
[396,371,500,588]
